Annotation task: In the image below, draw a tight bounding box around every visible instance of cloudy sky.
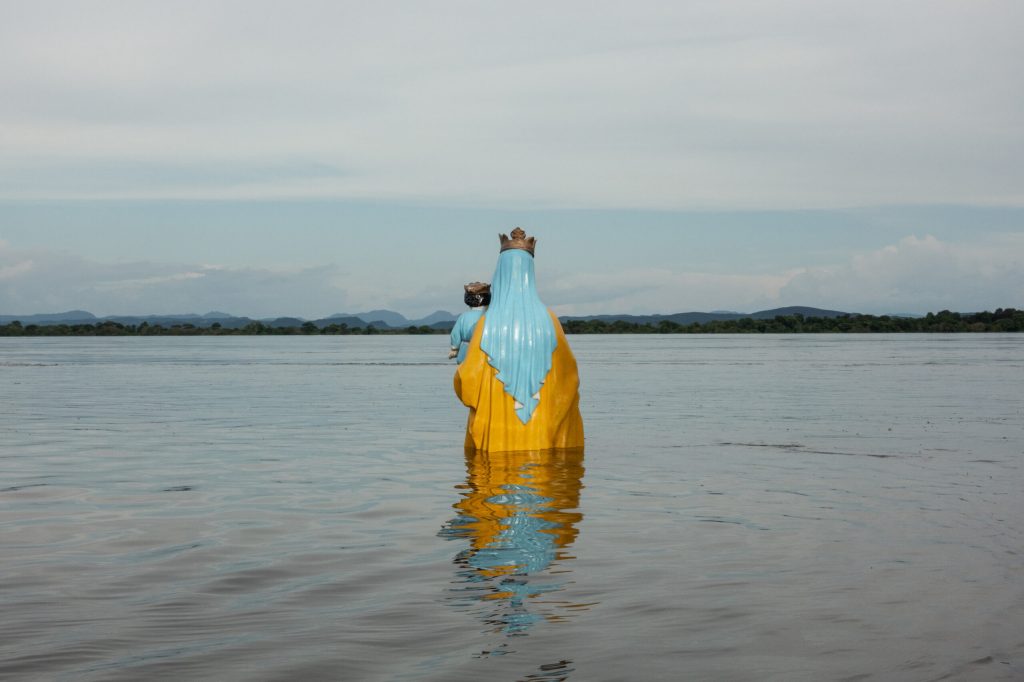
[1,0,1022,318]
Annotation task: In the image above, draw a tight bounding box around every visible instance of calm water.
[2,334,1022,681]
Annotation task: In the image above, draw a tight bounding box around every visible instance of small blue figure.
[449,281,490,363]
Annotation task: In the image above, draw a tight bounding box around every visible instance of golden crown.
[498,227,536,256]
[464,281,490,294]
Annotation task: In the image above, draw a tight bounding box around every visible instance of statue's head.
[464,281,491,308]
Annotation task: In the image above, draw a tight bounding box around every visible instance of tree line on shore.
[0,320,443,336]
[0,308,1021,336]
[562,308,1024,334]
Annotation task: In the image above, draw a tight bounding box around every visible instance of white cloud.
[536,233,1024,316]
[0,259,35,281]
[0,244,354,318]
[1,1,1021,208]
[92,270,207,291]
[544,268,790,316]
[1,233,1020,317]
[779,234,1024,313]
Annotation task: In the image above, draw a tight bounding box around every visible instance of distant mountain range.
[559,306,854,326]
[0,309,460,330]
[0,306,863,330]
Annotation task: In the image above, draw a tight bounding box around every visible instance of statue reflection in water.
[440,447,586,637]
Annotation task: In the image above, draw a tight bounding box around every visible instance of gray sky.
[1,1,1022,317]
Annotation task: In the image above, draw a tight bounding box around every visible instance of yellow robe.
[454,310,584,453]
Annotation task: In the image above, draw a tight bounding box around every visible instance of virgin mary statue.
[454,228,584,453]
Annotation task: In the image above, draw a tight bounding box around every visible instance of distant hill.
[97,315,244,328]
[416,310,457,326]
[313,315,372,329]
[265,317,305,328]
[325,309,457,328]
[0,306,849,329]
[560,306,853,326]
[0,310,96,324]
[331,310,409,328]
[748,306,850,319]
[0,311,258,329]
[560,311,740,326]
[7,307,1020,335]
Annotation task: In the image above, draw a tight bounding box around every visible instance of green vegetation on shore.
[0,320,445,336]
[563,309,1023,333]
[0,309,1020,336]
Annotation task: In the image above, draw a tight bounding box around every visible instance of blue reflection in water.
[441,448,586,637]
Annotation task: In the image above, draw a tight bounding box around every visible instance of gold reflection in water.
[441,447,587,636]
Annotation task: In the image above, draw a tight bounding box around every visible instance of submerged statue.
[454,228,584,452]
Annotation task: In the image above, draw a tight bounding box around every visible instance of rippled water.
[2,334,1022,681]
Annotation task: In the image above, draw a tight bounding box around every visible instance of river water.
[1,334,1022,681]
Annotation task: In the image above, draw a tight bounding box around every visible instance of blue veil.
[479,249,558,424]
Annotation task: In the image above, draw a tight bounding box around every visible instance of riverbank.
[1,309,1021,335]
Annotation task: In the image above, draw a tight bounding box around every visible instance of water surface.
[2,335,1022,680]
